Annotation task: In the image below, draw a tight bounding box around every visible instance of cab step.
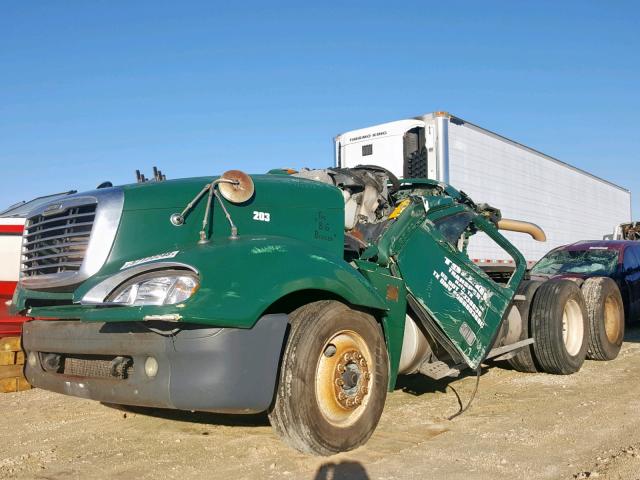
[418,360,462,380]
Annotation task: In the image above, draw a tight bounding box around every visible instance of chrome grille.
[22,203,97,278]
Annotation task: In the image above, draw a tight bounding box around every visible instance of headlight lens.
[110,272,199,306]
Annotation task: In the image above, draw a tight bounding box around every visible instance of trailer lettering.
[348,130,387,142]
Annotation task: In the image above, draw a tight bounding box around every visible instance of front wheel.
[268,300,389,455]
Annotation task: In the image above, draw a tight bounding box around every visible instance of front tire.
[531,280,589,375]
[268,300,389,456]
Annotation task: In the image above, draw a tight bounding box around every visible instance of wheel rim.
[604,294,623,343]
[562,299,584,356]
[315,329,372,427]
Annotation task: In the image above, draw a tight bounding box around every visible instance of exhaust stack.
[497,218,547,242]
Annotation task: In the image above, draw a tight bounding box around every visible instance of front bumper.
[22,314,288,413]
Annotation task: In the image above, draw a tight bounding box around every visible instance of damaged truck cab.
[12,166,586,455]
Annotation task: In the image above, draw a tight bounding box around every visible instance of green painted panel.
[396,211,519,369]
[23,236,387,328]
[355,260,407,391]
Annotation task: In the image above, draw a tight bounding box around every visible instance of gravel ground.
[2,328,640,480]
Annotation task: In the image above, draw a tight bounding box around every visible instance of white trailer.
[335,112,632,267]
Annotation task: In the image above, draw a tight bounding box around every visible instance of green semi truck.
[12,166,611,455]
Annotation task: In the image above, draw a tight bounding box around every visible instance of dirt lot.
[2,329,640,480]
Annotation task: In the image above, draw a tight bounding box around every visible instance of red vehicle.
[530,240,640,362]
[0,217,23,336]
[0,192,75,335]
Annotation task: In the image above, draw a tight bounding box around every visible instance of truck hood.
[17,173,346,295]
[119,174,342,211]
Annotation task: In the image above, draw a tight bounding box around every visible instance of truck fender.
[171,237,389,328]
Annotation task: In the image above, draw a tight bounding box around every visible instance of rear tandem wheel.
[582,277,624,361]
[530,279,589,375]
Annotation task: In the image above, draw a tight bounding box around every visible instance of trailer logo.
[120,250,180,270]
[347,130,387,142]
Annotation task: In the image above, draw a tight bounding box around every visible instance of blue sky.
[1,1,638,216]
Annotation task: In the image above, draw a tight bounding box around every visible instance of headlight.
[108,271,199,306]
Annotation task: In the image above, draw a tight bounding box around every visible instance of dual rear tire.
[530,279,589,374]
[509,278,625,375]
[509,279,588,374]
[507,280,543,373]
[582,277,624,361]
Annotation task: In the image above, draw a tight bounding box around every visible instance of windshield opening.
[531,248,619,276]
